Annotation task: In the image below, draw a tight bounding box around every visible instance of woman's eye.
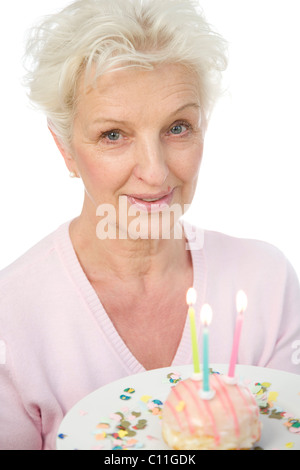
[169,123,190,135]
[99,130,122,143]
[105,130,121,141]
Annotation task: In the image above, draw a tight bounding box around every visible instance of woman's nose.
[132,136,169,187]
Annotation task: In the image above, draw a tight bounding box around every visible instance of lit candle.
[228,290,248,378]
[200,304,213,396]
[186,288,201,376]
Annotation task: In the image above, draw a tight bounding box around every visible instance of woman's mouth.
[126,188,174,212]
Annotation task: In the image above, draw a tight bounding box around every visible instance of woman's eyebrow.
[89,103,201,128]
[170,102,201,115]
[89,116,129,129]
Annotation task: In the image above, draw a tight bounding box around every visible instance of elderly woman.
[0,0,299,450]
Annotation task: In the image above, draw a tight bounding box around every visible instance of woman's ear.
[48,125,80,178]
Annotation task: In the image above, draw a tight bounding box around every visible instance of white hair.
[23,0,228,148]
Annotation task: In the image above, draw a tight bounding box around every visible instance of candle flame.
[200,304,213,326]
[186,287,197,306]
[236,290,247,314]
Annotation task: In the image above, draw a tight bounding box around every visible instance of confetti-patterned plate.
[56,364,300,450]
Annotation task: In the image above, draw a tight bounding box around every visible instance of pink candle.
[228,290,247,378]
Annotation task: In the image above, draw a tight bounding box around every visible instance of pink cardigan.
[0,220,299,449]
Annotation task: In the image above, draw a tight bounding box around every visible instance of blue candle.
[200,304,213,394]
[202,325,210,391]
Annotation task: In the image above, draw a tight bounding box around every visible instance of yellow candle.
[186,288,200,375]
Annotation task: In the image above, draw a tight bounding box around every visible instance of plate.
[56,364,300,450]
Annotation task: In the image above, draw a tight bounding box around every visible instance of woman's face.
[66,63,204,239]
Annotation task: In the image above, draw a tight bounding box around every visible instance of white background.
[0,0,299,279]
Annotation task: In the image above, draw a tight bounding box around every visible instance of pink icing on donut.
[212,374,240,437]
[172,386,195,434]
[165,400,184,431]
[182,379,221,445]
[162,373,260,449]
[245,386,260,415]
